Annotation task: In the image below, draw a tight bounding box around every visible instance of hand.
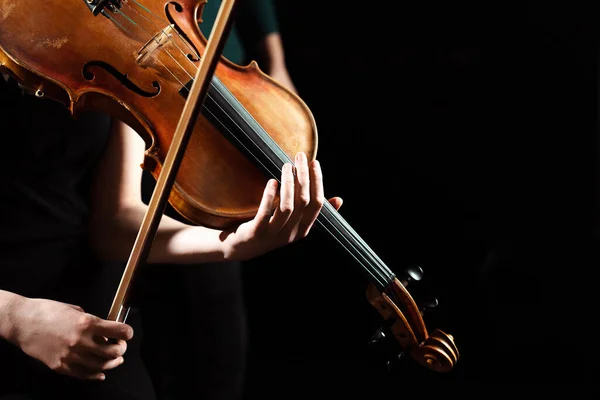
[223,151,343,260]
[7,296,133,381]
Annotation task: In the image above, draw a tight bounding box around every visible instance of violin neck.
[182,76,396,291]
[315,202,397,291]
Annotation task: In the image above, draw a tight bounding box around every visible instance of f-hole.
[83,61,161,97]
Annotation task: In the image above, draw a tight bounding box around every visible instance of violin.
[0,0,459,372]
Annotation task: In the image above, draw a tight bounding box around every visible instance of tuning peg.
[368,326,387,346]
[400,264,424,286]
[419,297,439,313]
[367,326,407,373]
[386,350,407,373]
[368,318,394,346]
[368,323,400,356]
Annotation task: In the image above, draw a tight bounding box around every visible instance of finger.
[328,196,343,210]
[92,319,134,341]
[253,178,279,232]
[293,152,311,211]
[282,153,313,238]
[71,351,124,372]
[270,162,294,231]
[88,338,128,359]
[59,363,106,381]
[295,159,325,237]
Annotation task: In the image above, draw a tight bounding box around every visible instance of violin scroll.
[366,266,459,373]
[410,328,459,373]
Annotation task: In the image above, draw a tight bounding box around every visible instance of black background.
[239,0,600,395]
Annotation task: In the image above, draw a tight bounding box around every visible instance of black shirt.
[0,76,111,300]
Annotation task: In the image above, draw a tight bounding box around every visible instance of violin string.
[99,14,191,92]
[104,10,129,32]
[128,0,164,24]
[315,210,394,287]
[124,1,203,66]
[103,4,396,288]
[318,203,394,287]
[108,8,195,82]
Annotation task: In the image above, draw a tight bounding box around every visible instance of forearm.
[255,32,296,94]
[0,289,24,342]
[89,205,232,265]
[89,119,236,266]
[257,32,287,72]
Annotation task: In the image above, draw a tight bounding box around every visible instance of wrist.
[219,231,237,262]
[0,290,26,343]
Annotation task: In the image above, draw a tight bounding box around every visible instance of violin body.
[0,0,316,228]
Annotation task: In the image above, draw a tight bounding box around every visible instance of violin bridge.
[135,25,176,68]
